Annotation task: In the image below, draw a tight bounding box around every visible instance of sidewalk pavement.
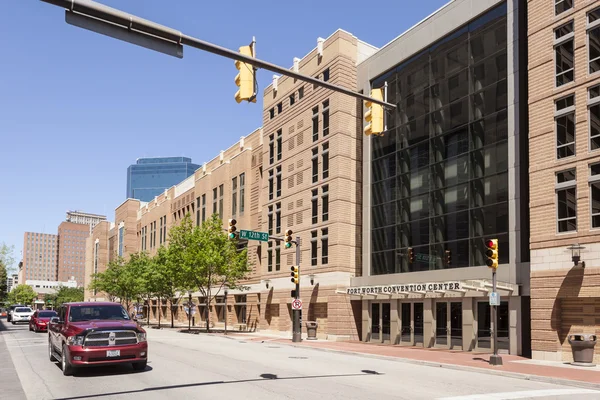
[221,332,600,389]
[0,318,27,400]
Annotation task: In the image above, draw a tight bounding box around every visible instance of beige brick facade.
[529,0,600,363]
[57,221,89,285]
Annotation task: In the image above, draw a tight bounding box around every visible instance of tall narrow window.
[159,216,164,245]
[277,129,283,161]
[289,93,295,106]
[218,184,224,219]
[213,187,218,215]
[311,231,318,266]
[556,169,577,232]
[555,21,575,87]
[556,94,575,158]
[268,205,273,235]
[323,68,330,82]
[312,189,318,224]
[275,245,281,271]
[590,85,600,150]
[276,166,282,197]
[141,227,146,251]
[322,100,330,136]
[269,108,275,119]
[588,8,600,74]
[153,221,157,248]
[232,176,238,217]
[196,196,201,226]
[269,169,274,200]
[267,241,273,272]
[312,147,319,183]
[277,102,282,114]
[322,142,329,179]
[312,106,319,142]
[590,163,600,228]
[239,173,245,215]
[162,215,167,244]
[201,194,206,223]
[118,224,124,256]
[298,86,304,100]
[269,134,275,164]
[555,0,572,15]
[322,185,329,222]
[276,202,281,234]
[321,228,329,265]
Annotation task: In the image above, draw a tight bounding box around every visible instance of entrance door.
[435,302,448,346]
[370,302,391,343]
[414,302,424,346]
[450,302,463,349]
[371,303,380,342]
[400,303,411,345]
[381,303,391,342]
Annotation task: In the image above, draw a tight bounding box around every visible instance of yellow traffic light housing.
[235,44,256,103]
[364,88,384,136]
[485,239,498,269]
[408,247,415,264]
[290,265,299,284]
[228,219,237,239]
[284,229,293,249]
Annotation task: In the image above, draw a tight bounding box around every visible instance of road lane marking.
[437,388,600,400]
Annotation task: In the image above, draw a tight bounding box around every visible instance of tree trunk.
[170,299,175,328]
[206,286,211,333]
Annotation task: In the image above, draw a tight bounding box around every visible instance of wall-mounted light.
[567,243,585,268]
[264,279,271,289]
[309,274,316,286]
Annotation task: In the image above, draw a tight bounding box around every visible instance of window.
[289,93,295,106]
[276,202,281,234]
[268,205,273,235]
[269,134,275,164]
[555,0,572,15]
[322,100,330,136]
[556,169,577,232]
[196,197,201,226]
[277,102,282,114]
[322,142,329,179]
[201,194,206,223]
[322,185,329,222]
[312,189,318,224]
[219,184,224,219]
[232,176,238,217]
[556,94,575,158]
[275,245,281,271]
[269,108,275,119]
[590,163,600,228]
[159,216,164,245]
[311,231,318,266]
[312,106,319,142]
[267,241,273,272]
[589,8,600,74]
[589,85,600,150]
[312,147,319,183]
[118,225,124,256]
[321,228,329,264]
[276,166,282,197]
[162,216,167,244]
[239,173,245,215]
[299,87,304,100]
[213,187,218,215]
[555,21,575,86]
[269,169,274,200]
[277,129,282,161]
[323,68,330,82]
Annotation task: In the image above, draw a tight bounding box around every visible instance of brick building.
[529,0,600,363]
[22,232,58,282]
[57,221,90,285]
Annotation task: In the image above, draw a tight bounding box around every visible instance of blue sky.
[0,0,447,272]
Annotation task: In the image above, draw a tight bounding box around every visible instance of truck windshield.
[69,306,131,322]
[15,308,32,313]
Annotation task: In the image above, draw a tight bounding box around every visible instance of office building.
[126,157,201,202]
[22,232,58,281]
[529,0,600,364]
[65,210,107,229]
[57,221,90,286]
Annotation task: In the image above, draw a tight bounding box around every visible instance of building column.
[390,300,400,344]
[509,296,522,355]
[362,300,370,342]
[423,299,434,348]
[462,298,475,351]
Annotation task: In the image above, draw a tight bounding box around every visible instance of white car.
[11,307,34,324]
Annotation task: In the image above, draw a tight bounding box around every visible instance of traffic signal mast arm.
[40,0,395,110]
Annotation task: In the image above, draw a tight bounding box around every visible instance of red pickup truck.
[48,302,148,376]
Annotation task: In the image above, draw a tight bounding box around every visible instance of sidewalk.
[223,332,600,389]
[0,318,27,400]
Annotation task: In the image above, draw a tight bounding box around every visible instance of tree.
[0,260,7,302]
[0,243,15,301]
[169,213,250,332]
[152,246,182,328]
[54,286,84,308]
[88,256,126,303]
[8,284,37,306]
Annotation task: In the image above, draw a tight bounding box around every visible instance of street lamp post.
[224,287,228,336]
[187,290,192,332]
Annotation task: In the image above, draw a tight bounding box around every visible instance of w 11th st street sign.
[239,230,269,242]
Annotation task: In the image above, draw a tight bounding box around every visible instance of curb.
[240,338,600,391]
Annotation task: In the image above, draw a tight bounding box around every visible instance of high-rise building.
[22,232,58,281]
[57,221,90,285]
[126,157,200,202]
[66,210,107,229]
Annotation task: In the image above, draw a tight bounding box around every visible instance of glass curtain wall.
[371,3,509,275]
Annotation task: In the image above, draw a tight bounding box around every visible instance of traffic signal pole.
[40,0,395,109]
[292,236,301,343]
[489,269,503,366]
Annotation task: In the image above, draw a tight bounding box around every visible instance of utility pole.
[292,236,301,343]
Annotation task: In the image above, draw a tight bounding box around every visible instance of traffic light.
[228,219,237,239]
[234,44,256,103]
[445,249,451,266]
[290,265,299,285]
[364,88,384,136]
[284,229,293,249]
[408,247,415,264]
[485,239,498,269]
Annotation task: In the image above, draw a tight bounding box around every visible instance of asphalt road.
[1,319,599,400]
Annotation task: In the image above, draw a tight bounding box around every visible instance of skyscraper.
[126,157,200,202]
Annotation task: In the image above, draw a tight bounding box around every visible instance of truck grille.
[84,330,138,347]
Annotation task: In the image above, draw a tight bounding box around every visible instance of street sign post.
[239,230,269,242]
[292,299,302,310]
[489,292,500,306]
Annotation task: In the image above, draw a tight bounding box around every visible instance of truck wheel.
[49,340,57,362]
[11,321,15,325]
[132,361,147,371]
[61,344,75,376]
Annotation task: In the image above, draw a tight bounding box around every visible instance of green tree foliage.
[169,213,250,331]
[0,243,15,301]
[152,246,181,328]
[54,286,84,308]
[0,260,7,302]
[8,284,37,306]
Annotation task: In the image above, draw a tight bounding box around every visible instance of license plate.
[106,350,120,357]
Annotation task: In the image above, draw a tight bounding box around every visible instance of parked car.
[48,302,148,376]
[6,304,26,322]
[11,306,34,324]
[29,310,58,332]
